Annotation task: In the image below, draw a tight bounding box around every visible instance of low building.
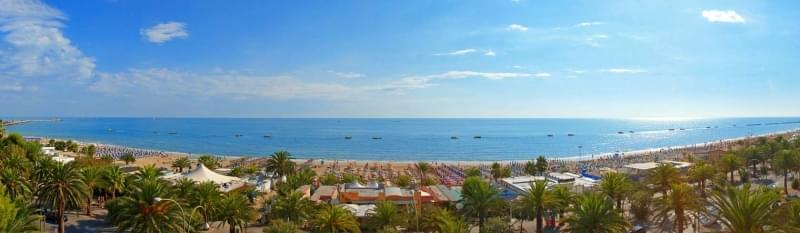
[499,175,547,194]
[338,186,435,205]
[621,160,693,180]
[310,185,339,204]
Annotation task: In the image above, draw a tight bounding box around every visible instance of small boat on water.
[679,128,685,131]
[234,134,244,137]
[450,136,458,139]
[706,126,711,128]
[168,132,177,135]
[372,137,382,140]
[473,136,482,139]
[617,131,624,134]
[263,135,271,138]
[629,131,634,133]
[567,134,575,137]
[344,136,352,140]
[668,128,675,131]
[547,134,554,137]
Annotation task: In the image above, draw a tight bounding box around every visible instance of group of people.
[95,145,167,159]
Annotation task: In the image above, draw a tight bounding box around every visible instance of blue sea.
[3,117,800,161]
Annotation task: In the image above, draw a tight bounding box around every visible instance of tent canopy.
[183,164,240,184]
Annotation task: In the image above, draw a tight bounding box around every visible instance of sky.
[0,0,799,118]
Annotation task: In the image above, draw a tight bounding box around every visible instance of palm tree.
[708,184,779,233]
[173,178,196,200]
[80,166,104,216]
[521,180,558,233]
[551,185,575,225]
[265,150,296,178]
[104,165,126,199]
[2,201,41,233]
[191,181,221,226]
[460,176,502,231]
[106,179,186,233]
[134,164,163,182]
[599,172,632,210]
[645,164,681,196]
[490,163,511,181]
[563,192,630,233]
[198,155,221,170]
[172,157,191,173]
[215,193,256,233]
[120,153,136,165]
[629,190,653,224]
[776,199,800,232]
[653,183,700,233]
[773,149,799,194]
[524,160,537,176]
[35,162,89,233]
[0,167,31,200]
[417,162,431,175]
[311,204,361,233]
[688,162,716,197]
[720,152,743,183]
[271,190,315,224]
[366,201,404,230]
[433,209,470,233]
[535,156,548,175]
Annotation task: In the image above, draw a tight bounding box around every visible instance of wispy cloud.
[534,72,552,77]
[484,50,496,56]
[141,21,189,43]
[506,24,529,32]
[701,10,745,23]
[0,0,95,81]
[575,21,604,27]
[585,34,609,47]
[601,68,647,74]
[433,48,477,56]
[328,70,364,79]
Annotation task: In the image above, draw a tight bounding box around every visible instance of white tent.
[183,164,240,184]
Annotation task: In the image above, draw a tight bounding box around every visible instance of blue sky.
[1,0,799,118]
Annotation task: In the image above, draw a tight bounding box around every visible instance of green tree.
[84,144,97,158]
[271,190,315,224]
[172,157,191,172]
[265,151,296,178]
[198,155,221,170]
[320,173,340,185]
[417,161,431,175]
[535,156,548,175]
[106,179,186,233]
[629,190,653,224]
[120,153,136,165]
[464,167,482,177]
[460,176,502,231]
[645,164,681,196]
[483,217,512,233]
[521,180,558,233]
[311,204,361,233]
[720,153,743,183]
[773,149,799,194]
[215,193,256,233]
[653,183,700,233]
[776,199,800,233]
[104,165,126,199]
[524,160,537,176]
[366,201,404,230]
[394,175,411,188]
[490,162,511,181]
[0,185,41,233]
[35,162,89,233]
[0,167,31,201]
[599,172,632,210]
[563,192,630,233]
[191,181,221,226]
[708,184,779,233]
[80,166,104,216]
[688,162,716,197]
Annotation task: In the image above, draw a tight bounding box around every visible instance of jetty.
[1,118,60,127]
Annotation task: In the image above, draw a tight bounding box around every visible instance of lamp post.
[154,197,192,232]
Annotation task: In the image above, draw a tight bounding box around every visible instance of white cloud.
[328,70,364,79]
[575,21,604,27]
[141,22,189,43]
[585,34,609,47]
[602,68,647,74]
[0,83,23,92]
[433,48,477,56]
[0,0,95,80]
[701,10,745,23]
[506,24,528,32]
[484,50,496,56]
[534,72,552,77]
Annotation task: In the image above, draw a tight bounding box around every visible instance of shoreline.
[26,128,800,165]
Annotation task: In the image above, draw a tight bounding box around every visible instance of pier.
[1,118,60,127]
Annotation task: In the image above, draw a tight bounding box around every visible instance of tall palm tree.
[106,179,186,233]
[520,180,558,233]
[198,155,221,170]
[688,162,716,197]
[599,172,632,210]
[271,190,315,224]
[215,193,256,233]
[551,185,575,225]
[563,192,630,233]
[120,153,136,165]
[429,208,470,233]
[104,165,126,199]
[172,157,191,173]
[80,166,104,216]
[312,204,361,233]
[773,149,799,194]
[366,201,404,230]
[417,162,431,175]
[653,183,700,233]
[490,163,511,181]
[0,167,31,200]
[265,150,296,178]
[535,156,548,175]
[460,176,502,231]
[645,164,681,196]
[134,164,163,182]
[629,190,653,225]
[2,201,41,233]
[191,181,221,226]
[708,184,779,233]
[719,153,743,183]
[35,162,89,233]
[524,160,537,176]
[173,178,196,200]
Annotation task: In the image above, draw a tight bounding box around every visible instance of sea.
[3,117,800,161]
